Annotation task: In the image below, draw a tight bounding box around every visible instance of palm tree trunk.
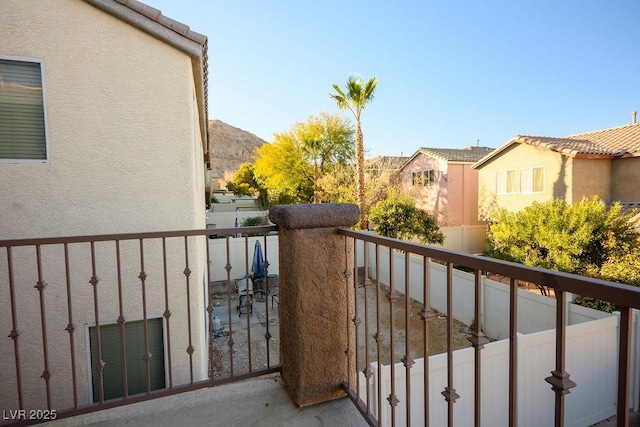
[356,123,366,229]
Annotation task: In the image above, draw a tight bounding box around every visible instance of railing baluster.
[374,243,383,425]
[115,240,129,399]
[402,252,414,427]
[90,241,104,403]
[35,245,52,409]
[352,237,361,398]
[263,232,272,368]
[63,243,78,408]
[419,256,434,427]
[162,237,173,387]
[225,235,235,376]
[509,278,518,427]
[206,234,213,379]
[344,235,354,391]
[616,306,632,427]
[245,235,252,372]
[441,262,459,427]
[139,239,152,393]
[545,289,577,426]
[6,246,24,409]
[363,240,372,415]
[183,236,195,383]
[468,270,489,427]
[387,247,399,427]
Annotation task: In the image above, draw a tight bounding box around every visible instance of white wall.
[363,245,611,338]
[360,315,623,426]
[439,225,487,254]
[206,210,270,230]
[208,235,279,282]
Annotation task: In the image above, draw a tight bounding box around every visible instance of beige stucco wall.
[611,157,640,202]
[0,0,207,411]
[569,158,611,203]
[478,143,569,214]
[477,143,619,216]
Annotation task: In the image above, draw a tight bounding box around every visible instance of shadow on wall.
[553,155,568,200]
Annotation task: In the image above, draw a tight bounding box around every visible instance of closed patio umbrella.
[251,240,265,298]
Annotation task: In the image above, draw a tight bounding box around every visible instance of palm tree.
[330,75,378,229]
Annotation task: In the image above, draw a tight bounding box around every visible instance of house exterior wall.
[446,162,483,226]
[401,153,484,226]
[401,153,449,225]
[478,143,569,214]
[569,158,611,203]
[611,157,640,202]
[0,0,207,411]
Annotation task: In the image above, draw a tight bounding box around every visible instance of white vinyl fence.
[208,235,279,282]
[360,314,630,426]
[439,225,488,254]
[355,241,640,426]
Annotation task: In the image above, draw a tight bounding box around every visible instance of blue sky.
[146,0,640,157]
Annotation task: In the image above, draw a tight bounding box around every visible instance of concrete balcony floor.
[44,373,368,427]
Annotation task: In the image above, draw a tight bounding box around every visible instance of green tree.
[226,162,270,209]
[330,74,378,229]
[252,113,354,204]
[487,196,638,274]
[368,191,444,244]
[296,113,354,202]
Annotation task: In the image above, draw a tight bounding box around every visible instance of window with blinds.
[0,57,48,162]
[89,318,166,402]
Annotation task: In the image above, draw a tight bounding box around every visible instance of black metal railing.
[0,226,278,424]
[339,229,640,427]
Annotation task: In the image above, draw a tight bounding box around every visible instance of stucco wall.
[0,0,207,411]
[611,157,640,202]
[570,158,611,203]
[477,143,569,214]
[446,162,483,226]
[401,153,449,225]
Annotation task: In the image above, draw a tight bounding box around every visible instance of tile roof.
[418,146,495,162]
[473,122,640,168]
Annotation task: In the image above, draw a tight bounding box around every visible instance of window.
[0,57,48,162]
[411,170,436,187]
[89,319,165,402]
[496,170,516,194]
[423,170,436,187]
[412,171,421,186]
[520,167,544,193]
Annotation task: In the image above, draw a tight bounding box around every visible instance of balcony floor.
[44,373,368,427]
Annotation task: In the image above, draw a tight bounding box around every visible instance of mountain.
[208,120,267,187]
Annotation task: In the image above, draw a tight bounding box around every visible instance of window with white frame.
[412,171,421,186]
[520,167,544,193]
[0,57,48,162]
[496,169,516,194]
[423,170,436,187]
[411,170,436,187]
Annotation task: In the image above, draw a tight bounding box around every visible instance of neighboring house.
[1,0,209,410]
[472,117,640,217]
[400,146,494,226]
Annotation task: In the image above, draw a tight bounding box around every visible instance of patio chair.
[236,278,253,316]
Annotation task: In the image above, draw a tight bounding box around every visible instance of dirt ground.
[208,273,476,378]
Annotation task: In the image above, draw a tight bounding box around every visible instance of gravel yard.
[208,274,475,379]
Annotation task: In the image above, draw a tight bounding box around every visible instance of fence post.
[269,203,359,407]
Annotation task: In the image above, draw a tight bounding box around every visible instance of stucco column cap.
[269,203,359,230]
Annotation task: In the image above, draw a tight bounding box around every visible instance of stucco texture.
[0,0,208,411]
[277,227,355,407]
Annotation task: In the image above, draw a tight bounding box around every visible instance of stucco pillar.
[269,203,359,407]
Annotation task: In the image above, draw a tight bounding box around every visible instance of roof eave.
[83,0,209,155]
